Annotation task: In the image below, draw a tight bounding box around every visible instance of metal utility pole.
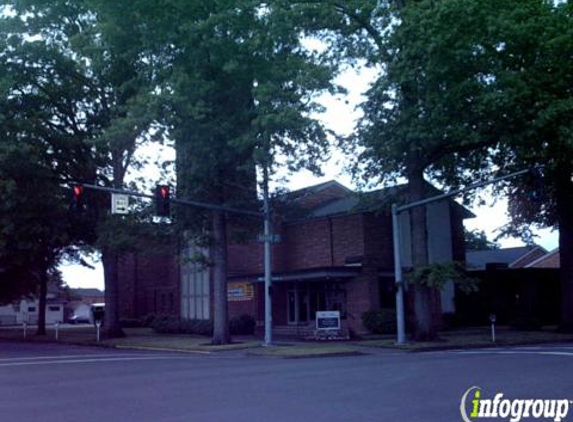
[392,167,538,344]
[392,204,407,344]
[262,163,273,347]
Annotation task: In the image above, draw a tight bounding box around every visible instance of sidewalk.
[1,324,572,358]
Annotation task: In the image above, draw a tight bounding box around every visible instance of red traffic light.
[159,185,169,199]
[70,184,86,212]
[155,185,171,217]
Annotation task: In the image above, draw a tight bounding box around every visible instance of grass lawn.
[0,326,260,352]
[2,324,573,355]
[247,342,362,358]
[104,333,261,353]
[355,326,573,351]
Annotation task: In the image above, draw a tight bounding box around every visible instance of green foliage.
[361,308,397,335]
[150,314,256,336]
[512,316,542,332]
[406,262,479,294]
[151,316,214,337]
[465,229,500,251]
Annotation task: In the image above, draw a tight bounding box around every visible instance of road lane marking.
[0,356,188,367]
[455,350,573,357]
[0,354,150,362]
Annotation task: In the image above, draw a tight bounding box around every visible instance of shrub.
[120,317,143,328]
[229,314,256,335]
[141,314,157,327]
[512,316,542,331]
[362,308,397,334]
[151,316,213,336]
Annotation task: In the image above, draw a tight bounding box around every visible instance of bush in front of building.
[362,308,397,334]
[150,314,256,336]
[512,315,542,331]
[229,314,256,335]
[151,316,214,336]
[120,317,144,328]
[120,314,161,328]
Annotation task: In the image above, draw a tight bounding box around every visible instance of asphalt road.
[1,341,572,422]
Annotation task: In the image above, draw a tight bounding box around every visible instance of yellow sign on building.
[227,282,254,301]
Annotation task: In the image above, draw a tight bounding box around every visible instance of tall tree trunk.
[556,169,573,331]
[99,152,126,339]
[102,249,125,338]
[211,210,230,345]
[36,263,48,336]
[408,167,439,341]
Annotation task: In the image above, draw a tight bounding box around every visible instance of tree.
[465,229,500,251]
[339,0,573,332]
[0,120,77,335]
[286,0,516,340]
[3,0,165,337]
[126,1,334,344]
[484,1,573,330]
[332,0,573,335]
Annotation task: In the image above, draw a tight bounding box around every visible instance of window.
[48,306,60,312]
[181,247,210,320]
[28,307,36,313]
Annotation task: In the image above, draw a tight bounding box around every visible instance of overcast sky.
[59,65,559,290]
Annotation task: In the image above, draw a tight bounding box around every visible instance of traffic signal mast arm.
[395,167,540,214]
[76,183,264,218]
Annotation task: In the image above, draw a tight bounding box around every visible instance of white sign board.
[111,194,129,215]
[316,311,340,330]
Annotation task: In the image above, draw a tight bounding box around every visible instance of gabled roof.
[280,181,474,222]
[466,246,537,270]
[525,248,560,269]
[509,246,548,268]
[308,186,406,219]
[283,180,352,199]
[72,288,104,298]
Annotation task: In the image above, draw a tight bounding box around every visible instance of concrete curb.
[245,350,367,359]
[113,345,212,355]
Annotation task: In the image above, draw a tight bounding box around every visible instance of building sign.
[316,311,340,330]
[228,282,254,302]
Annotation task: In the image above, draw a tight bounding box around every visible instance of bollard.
[489,313,497,343]
[96,320,101,342]
[55,321,59,341]
[23,321,27,339]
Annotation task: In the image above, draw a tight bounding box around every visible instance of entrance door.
[288,285,309,325]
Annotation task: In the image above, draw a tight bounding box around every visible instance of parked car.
[68,314,90,324]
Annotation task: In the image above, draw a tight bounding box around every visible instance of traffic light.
[528,167,545,202]
[70,185,86,212]
[155,185,170,217]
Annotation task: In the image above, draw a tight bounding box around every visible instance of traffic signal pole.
[262,164,273,347]
[392,167,540,344]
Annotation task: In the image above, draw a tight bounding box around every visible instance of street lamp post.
[262,164,273,347]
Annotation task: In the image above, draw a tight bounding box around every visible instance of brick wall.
[118,246,180,319]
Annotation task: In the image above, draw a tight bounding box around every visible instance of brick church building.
[117,180,472,335]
